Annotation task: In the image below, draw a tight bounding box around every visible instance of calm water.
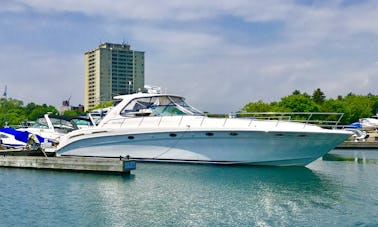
[0,150,377,226]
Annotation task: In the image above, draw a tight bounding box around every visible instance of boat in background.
[344,128,369,142]
[55,92,352,166]
[17,114,95,142]
[359,118,378,131]
[88,107,112,126]
[0,131,26,148]
[0,127,48,148]
[346,118,378,131]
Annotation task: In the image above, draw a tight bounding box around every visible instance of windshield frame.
[119,95,204,117]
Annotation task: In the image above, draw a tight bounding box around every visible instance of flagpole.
[3,85,7,127]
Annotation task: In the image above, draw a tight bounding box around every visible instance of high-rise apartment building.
[84,42,144,110]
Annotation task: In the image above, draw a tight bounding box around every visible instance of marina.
[2,1,378,225]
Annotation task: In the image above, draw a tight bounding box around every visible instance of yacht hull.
[56,129,350,166]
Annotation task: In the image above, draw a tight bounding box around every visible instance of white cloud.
[0,46,83,107]
[0,0,26,12]
[1,0,378,113]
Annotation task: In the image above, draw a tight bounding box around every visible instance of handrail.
[101,112,345,129]
[234,112,345,129]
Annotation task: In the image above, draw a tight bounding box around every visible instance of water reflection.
[84,163,342,226]
[2,161,374,226]
[324,149,378,164]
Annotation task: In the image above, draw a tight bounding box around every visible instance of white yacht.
[18,114,94,142]
[55,93,352,166]
[0,131,26,148]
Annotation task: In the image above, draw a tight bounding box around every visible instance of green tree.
[321,98,351,124]
[242,100,273,112]
[240,90,378,125]
[90,101,114,111]
[63,110,80,117]
[0,98,27,127]
[25,102,37,116]
[312,88,326,104]
[278,94,320,112]
[368,95,378,116]
[28,104,58,121]
[292,90,301,95]
[0,98,59,127]
[343,94,372,122]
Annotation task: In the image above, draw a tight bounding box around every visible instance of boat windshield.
[31,118,50,129]
[31,116,77,132]
[120,96,204,117]
[49,118,78,132]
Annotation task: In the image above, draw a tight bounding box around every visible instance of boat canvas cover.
[345,122,362,129]
[0,128,46,144]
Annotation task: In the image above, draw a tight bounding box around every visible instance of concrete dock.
[336,131,378,149]
[0,155,136,174]
[337,141,378,149]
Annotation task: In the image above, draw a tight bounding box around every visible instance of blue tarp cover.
[345,122,362,129]
[0,128,46,143]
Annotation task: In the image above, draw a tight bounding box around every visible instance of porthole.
[205,132,214,136]
[275,133,284,137]
[169,133,177,137]
[230,132,238,136]
[128,136,135,140]
[297,134,307,138]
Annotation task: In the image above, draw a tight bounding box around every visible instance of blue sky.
[1,0,378,113]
